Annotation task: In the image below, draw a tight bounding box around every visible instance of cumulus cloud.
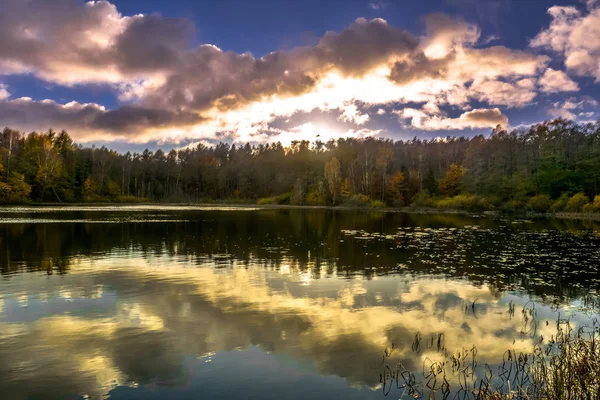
[539,68,579,93]
[470,79,538,107]
[131,16,420,114]
[0,0,566,144]
[339,103,370,125]
[395,107,508,130]
[531,5,600,81]
[0,0,199,85]
[0,85,10,100]
[389,45,547,107]
[421,13,480,58]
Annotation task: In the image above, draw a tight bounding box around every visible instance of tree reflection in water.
[0,207,599,399]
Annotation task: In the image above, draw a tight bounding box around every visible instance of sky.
[1,0,599,152]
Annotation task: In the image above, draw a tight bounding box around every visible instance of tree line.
[1,118,600,213]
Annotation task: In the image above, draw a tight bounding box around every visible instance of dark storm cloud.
[316,17,419,75]
[112,15,195,73]
[93,106,203,132]
[0,98,201,138]
[140,17,420,111]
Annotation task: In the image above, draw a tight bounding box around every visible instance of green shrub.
[433,196,456,210]
[433,195,495,212]
[476,196,498,211]
[526,194,552,213]
[344,194,370,207]
[305,192,325,205]
[592,195,600,212]
[257,197,275,205]
[583,203,594,213]
[564,192,590,212]
[274,192,292,205]
[549,194,569,213]
[411,191,433,207]
[370,200,385,208]
[105,180,121,200]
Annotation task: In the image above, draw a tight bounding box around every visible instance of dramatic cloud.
[0,0,197,85]
[531,5,600,81]
[0,97,201,142]
[0,0,591,145]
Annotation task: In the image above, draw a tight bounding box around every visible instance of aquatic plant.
[376,301,600,399]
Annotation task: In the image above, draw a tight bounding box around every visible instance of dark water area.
[0,206,599,399]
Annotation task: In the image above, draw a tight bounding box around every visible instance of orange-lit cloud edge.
[0,1,598,146]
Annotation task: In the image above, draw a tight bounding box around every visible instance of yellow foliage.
[385,171,404,205]
[257,197,275,205]
[340,178,352,199]
[593,195,600,212]
[0,173,31,203]
[439,164,465,197]
[564,192,589,212]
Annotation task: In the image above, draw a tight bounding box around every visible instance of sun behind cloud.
[0,0,596,147]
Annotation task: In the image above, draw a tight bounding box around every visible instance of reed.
[376,300,600,399]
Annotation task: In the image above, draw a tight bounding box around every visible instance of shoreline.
[4,202,600,222]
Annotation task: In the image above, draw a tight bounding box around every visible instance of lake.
[0,206,599,400]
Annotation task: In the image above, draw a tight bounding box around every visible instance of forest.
[1,117,600,214]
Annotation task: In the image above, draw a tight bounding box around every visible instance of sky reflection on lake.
[0,208,598,399]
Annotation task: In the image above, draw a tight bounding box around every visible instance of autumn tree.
[439,164,466,197]
[0,174,31,203]
[385,171,405,205]
[1,117,600,210]
[23,132,64,201]
[0,155,31,203]
[376,146,394,201]
[340,178,352,199]
[82,177,99,202]
[324,157,342,206]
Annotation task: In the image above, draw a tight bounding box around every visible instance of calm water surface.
[0,206,599,399]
